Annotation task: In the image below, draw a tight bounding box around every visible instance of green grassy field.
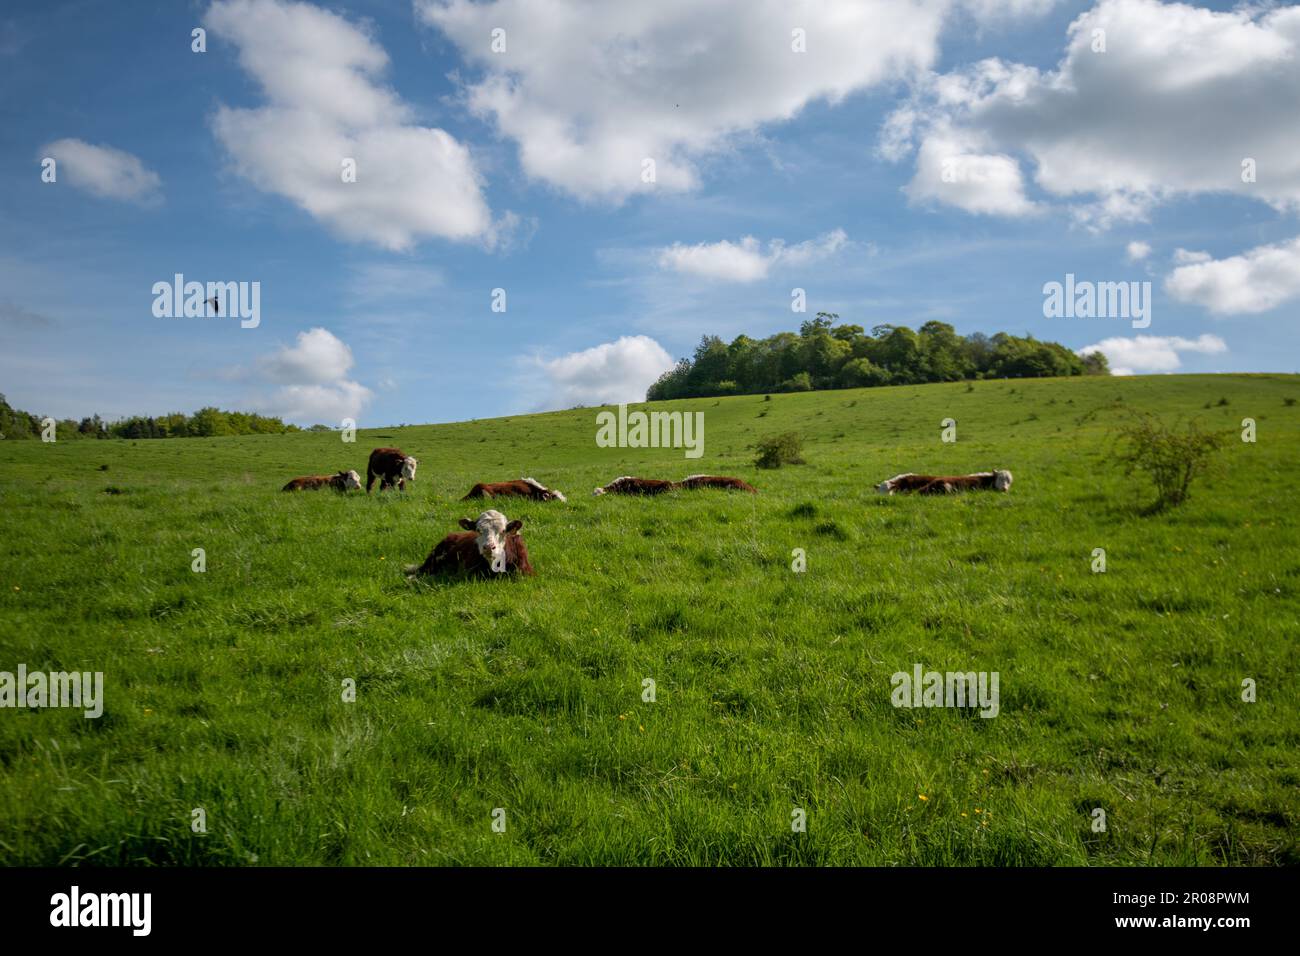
[1,373,1297,866]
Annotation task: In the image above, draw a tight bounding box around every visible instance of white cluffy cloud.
[658,229,848,283]
[1166,235,1300,315]
[253,327,373,423]
[418,0,951,203]
[1126,241,1152,262]
[524,336,675,410]
[881,0,1300,226]
[38,139,161,204]
[1078,333,1227,376]
[205,0,494,251]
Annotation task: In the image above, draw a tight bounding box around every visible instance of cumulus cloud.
[258,326,356,384]
[261,380,373,424]
[1165,236,1300,314]
[880,0,1300,224]
[251,327,373,423]
[658,229,847,282]
[523,336,675,410]
[417,0,950,203]
[903,127,1039,216]
[38,139,161,204]
[1078,333,1227,376]
[205,0,494,250]
[1126,241,1152,262]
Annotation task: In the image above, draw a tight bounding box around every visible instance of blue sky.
[2,0,1297,427]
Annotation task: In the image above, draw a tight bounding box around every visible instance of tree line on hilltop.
[0,394,299,440]
[646,314,1109,401]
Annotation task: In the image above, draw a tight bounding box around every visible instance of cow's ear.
[459,518,475,530]
[505,519,523,533]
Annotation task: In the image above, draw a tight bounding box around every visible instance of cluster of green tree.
[646,315,1109,401]
[0,394,298,440]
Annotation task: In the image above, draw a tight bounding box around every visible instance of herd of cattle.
[280,447,1013,580]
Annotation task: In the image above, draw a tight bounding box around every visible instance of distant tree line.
[0,394,299,440]
[646,315,1109,401]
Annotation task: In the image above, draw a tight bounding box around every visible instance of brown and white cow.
[405,510,534,578]
[282,470,362,492]
[678,474,758,493]
[876,470,1013,495]
[461,477,567,502]
[592,476,678,496]
[366,447,418,493]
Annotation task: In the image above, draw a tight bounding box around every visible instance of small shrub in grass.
[754,432,805,469]
[1285,397,1297,407]
[1112,412,1227,511]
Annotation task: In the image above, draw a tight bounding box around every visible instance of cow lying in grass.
[282,470,362,492]
[875,470,1013,495]
[592,475,758,495]
[406,510,534,578]
[678,474,758,493]
[461,477,567,502]
[592,476,677,496]
[367,447,418,493]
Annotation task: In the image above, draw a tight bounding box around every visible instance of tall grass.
[0,373,1296,865]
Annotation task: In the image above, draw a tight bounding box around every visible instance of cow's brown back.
[597,477,677,496]
[678,475,758,493]
[283,475,331,491]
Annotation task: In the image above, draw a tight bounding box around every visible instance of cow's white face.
[592,487,606,496]
[876,473,909,495]
[401,457,418,481]
[459,510,523,570]
[341,470,362,490]
[994,469,1013,491]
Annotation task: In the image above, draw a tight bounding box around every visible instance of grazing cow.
[461,477,567,502]
[592,476,678,496]
[876,470,1013,495]
[678,474,758,493]
[282,470,362,492]
[366,447,418,493]
[405,510,534,578]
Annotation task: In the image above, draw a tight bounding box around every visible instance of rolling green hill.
[1,373,1297,865]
